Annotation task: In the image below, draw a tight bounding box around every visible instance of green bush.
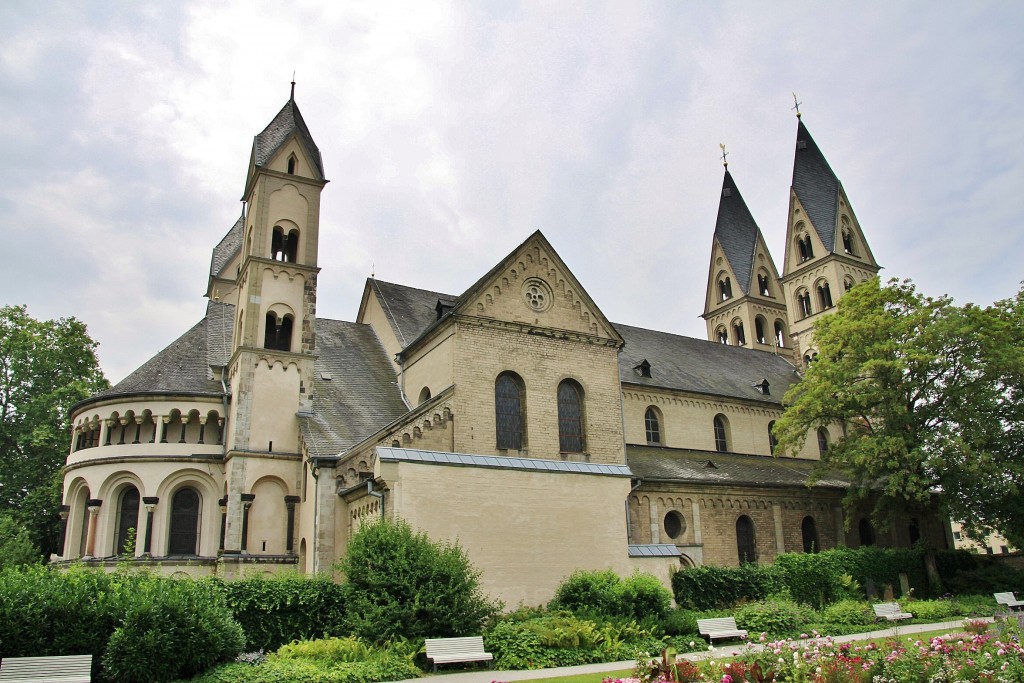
[942,562,1024,595]
[821,599,874,626]
[618,573,672,621]
[102,578,244,683]
[0,514,41,569]
[222,574,350,650]
[734,596,815,636]
[190,656,421,683]
[337,519,499,641]
[671,563,785,610]
[661,608,699,636]
[484,619,553,670]
[904,599,960,622]
[550,570,672,622]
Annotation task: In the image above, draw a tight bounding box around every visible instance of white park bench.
[872,602,913,622]
[0,655,92,683]
[424,636,493,672]
[697,617,748,642]
[994,592,1024,611]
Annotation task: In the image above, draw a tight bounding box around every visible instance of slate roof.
[93,318,223,400]
[376,446,633,477]
[300,319,408,457]
[209,215,243,278]
[714,170,760,295]
[615,323,800,404]
[369,279,452,348]
[628,544,682,557]
[792,120,841,253]
[627,445,849,489]
[253,97,324,177]
[205,300,234,368]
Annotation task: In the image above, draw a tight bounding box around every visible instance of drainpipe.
[310,459,320,574]
[220,366,230,455]
[367,479,385,521]
[625,478,643,543]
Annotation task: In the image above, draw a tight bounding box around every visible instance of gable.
[703,237,742,316]
[456,232,622,343]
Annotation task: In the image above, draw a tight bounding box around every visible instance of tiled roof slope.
[210,215,243,278]
[301,319,408,457]
[627,445,848,489]
[94,318,223,399]
[369,279,452,347]
[714,171,760,295]
[254,98,324,177]
[205,300,235,368]
[615,323,800,404]
[792,120,840,253]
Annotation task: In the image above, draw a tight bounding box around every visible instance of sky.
[2,1,1023,384]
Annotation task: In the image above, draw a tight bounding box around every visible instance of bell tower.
[220,88,327,555]
[779,116,879,365]
[702,163,791,357]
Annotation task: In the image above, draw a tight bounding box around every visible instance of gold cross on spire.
[792,92,802,118]
[719,143,729,168]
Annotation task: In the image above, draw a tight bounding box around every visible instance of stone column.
[285,495,300,553]
[772,503,786,555]
[648,498,660,543]
[313,459,338,574]
[58,505,71,558]
[218,497,228,552]
[690,500,703,545]
[222,457,248,554]
[141,497,158,556]
[83,499,102,558]
[240,493,255,553]
[833,506,846,547]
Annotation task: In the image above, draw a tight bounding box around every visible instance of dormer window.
[754,378,770,395]
[435,298,456,321]
[634,360,652,378]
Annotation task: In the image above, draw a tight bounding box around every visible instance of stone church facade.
[57,94,949,606]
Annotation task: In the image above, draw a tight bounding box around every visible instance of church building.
[57,93,948,606]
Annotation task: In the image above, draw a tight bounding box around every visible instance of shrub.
[661,608,699,636]
[0,514,41,569]
[618,573,672,621]
[671,563,785,610]
[733,596,815,636]
[221,573,350,650]
[189,656,421,683]
[337,519,499,641]
[943,561,1024,595]
[821,599,873,626]
[484,619,553,670]
[904,598,960,622]
[551,570,672,622]
[101,577,245,683]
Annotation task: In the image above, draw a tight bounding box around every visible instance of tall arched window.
[557,380,585,453]
[757,273,771,297]
[858,518,876,547]
[733,322,745,345]
[719,277,733,301]
[418,387,431,405]
[264,313,293,352]
[716,327,729,344]
[755,317,767,344]
[713,414,729,452]
[817,282,833,309]
[842,229,855,255]
[271,226,299,262]
[798,235,814,261]
[774,320,786,348]
[114,486,140,556]
[736,515,757,564]
[287,156,297,175]
[801,516,819,553]
[168,487,201,556]
[797,290,812,318]
[768,420,778,455]
[495,373,525,450]
[645,406,661,445]
[817,427,829,456]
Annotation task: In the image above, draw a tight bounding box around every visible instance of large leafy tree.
[774,278,1024,548]
[0,305,109,556]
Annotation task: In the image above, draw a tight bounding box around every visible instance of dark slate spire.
[253,95,324,177]
[791,120,840,253]
[714,170,760,295]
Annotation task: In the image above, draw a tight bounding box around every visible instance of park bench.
[424,636,493,672]
[872,602,913,622]
[0,654,92,682]
[994,592,1024,611]
[697,617,748,642]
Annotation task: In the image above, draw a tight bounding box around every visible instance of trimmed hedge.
[671,563,786,610]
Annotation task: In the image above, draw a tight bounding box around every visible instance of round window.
[664,510,686,540]
[522,278,553,313]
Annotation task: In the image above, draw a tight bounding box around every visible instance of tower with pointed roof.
[780,118,879,365]
[702,169,792,358]
[214,88,328,556]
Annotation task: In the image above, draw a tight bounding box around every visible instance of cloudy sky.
[2,2,1022,383]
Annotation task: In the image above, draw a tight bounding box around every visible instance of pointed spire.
[253,92,324,177]
[713,169,760,295]
[791,119,841,253]
[290,73,296,101]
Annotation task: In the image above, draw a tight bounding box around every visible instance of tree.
[774,278,1024,551]
[0,305,108,556]
[337,518,500,640]
[0,513,41,568]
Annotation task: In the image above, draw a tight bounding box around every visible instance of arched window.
[287,156,297,175]
[797,290,812,318]
[858,518,875,547]
[713,414,729,452]
[798,235,814,262]
[645,406,661,445]
[736,515,757,564]
[842,229,855,255]
[774,320,786,348]
[114,486,140,556]
[801,516,819,553]
[817,427,829,456]
[733,321,745,345]
[817,282,833,309]
[755,316,767,344]
[844,277,854,293]
[719,277,733,301]
[264,313,293,352]
[495,373,525,450]
[757,273,771,297]
[271,226,299,262]
[768,420,778,455]
[418,387,431,405]
[716,327,729,344]
[557,379,585,453]
[168,487,201,556]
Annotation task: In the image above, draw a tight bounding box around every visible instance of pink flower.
[721,676,732,683]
